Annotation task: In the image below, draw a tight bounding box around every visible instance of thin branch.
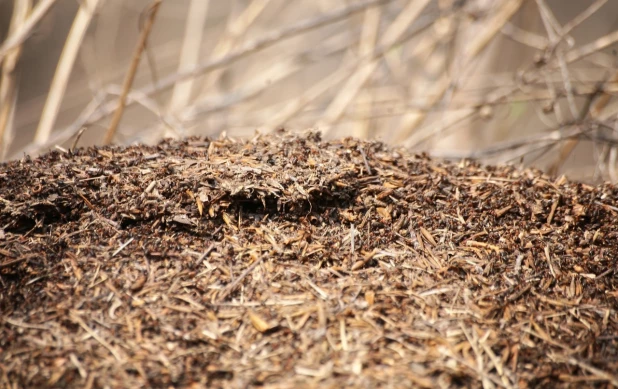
[536,0,578,118]
[565,29,618,64]
[463,0,526,60]
[195,0,272,97]
[501,22,548,50]
[549,74,612,175]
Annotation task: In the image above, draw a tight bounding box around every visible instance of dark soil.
[1,132,617,388]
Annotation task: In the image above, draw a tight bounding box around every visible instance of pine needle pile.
[1,132,617,388]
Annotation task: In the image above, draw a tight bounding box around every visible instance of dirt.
[1,131,617,388]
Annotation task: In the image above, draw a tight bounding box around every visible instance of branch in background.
[430,120,616,161]
[141,0,392,104]
[17,0,392,157]
[536,0,578,118]
[531,0,615,176]
[104,0,162,145]
[355,5,381,139]
[0,0,58,62]
[549,73,616,176]
[266,13,436,131]
[7,0,618,182]
[398,0,526,145]
[565,31,618,66]
[195,0,272,98]
[34,0,101,145]
[561,0,607,39]
[464,0,526,60]
[0,0,31,161]
[317,0,432,132]
[166,0,210,137]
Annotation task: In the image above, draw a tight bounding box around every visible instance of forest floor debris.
[1,132,617,388]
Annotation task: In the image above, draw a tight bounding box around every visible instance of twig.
[548,79,604,175]
[0,256,29,269]
[352,4,380,138]
[359,146,372,175]
[429,121,609,160]
[536,0,578,118]
[104,0,162,144]
[464,0,526,60]
[564,29,618,64]
[501,22,547,50]
[147,0,391,97]
[550,354,618,386]
[562,0,607,38]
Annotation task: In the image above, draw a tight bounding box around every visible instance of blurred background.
[1,0,618,182]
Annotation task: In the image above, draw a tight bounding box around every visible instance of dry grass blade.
[104,0,162,145]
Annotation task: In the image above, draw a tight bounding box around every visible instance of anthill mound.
[1,132,617,388]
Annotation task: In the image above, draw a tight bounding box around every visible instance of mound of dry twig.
[1,132,617,388]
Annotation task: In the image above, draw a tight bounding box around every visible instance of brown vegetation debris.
[1,131,618,388]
